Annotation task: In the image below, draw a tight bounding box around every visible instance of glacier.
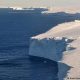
[29,20,80,80]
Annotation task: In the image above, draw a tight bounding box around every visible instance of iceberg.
[29,20,80,80]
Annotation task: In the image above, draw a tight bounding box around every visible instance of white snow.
[29,20,80,80]
[9,7,23,10]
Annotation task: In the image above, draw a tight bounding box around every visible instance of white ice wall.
[29,37,66,61]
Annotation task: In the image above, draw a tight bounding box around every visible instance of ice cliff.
[29,37,67,61]
[29,20,80,80]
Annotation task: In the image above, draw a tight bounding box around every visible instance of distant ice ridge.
[9,7,33,10]
[9,7,23,10]
[29,20,80,80]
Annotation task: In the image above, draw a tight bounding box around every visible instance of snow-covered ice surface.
[29,20,80,80]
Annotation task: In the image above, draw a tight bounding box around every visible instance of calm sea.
[0,8,58,80]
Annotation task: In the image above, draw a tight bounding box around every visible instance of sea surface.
[0,8,58,80]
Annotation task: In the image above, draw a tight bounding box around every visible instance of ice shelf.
[29,20,80,80]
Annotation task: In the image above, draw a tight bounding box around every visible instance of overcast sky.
[0,0,80,7]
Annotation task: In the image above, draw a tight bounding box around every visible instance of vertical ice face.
[29,37,66,61]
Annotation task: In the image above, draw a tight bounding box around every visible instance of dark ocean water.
[0,8,58,80]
